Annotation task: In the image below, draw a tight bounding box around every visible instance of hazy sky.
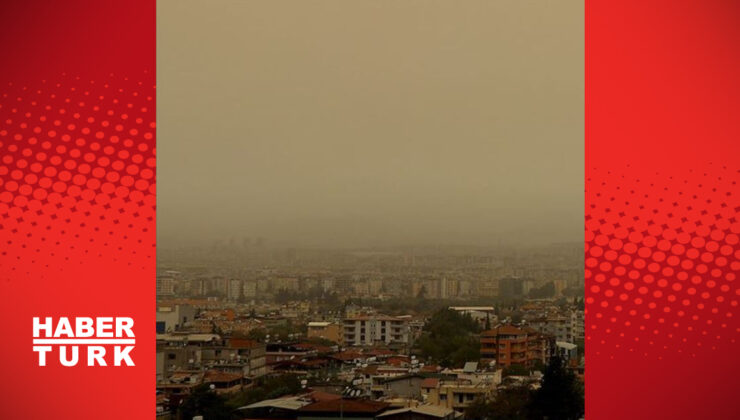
[157,0,583,248]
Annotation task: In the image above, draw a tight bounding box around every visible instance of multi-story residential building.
[343,316,410,347]
[476,279,498,297]
[321,278,335,292]
[307,321,343,344]
[229,338,268,378]
[228,279,242,301]
[156,333,221,380]
[421,378,495,412]
[157,276,176,297]
[156,334,267,381]
[243,281,257,298]
[200,337,267,378]
[458,280,472,297]
[256,278,270,293]
[480,325,550,368]
[274,277,300,292]
[571,310,585,341]
[368,279,384,296]
[528,316,572,343]
[156,304,197,333]
[353,281,370,296]
[440,278,459,299]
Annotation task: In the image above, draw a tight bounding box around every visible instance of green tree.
[503,363,530,377]
[178,384,231,420]
[246,328,267,341]
[225,375,302,412]
[529,356,584,420]
[416,285,428,299]
[465,386,534,420]
[415,309,481,367]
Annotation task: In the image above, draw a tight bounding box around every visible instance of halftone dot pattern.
[586,164,739,359]
[0,73,155,280]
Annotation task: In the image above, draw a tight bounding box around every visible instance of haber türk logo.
[32,317,136,367]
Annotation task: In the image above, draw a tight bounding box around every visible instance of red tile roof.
[307,391,342,402]
[229,338,261,349]
[299,399,389,414]
[386,356,409,366]
[420,365,440,373]
[295,342,333,353]
[204,370,243,383]
[332,351,364,361]
[420,378,439,389]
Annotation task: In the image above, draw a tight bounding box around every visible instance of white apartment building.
[571,310,585,341]
[243,281,257,298]
[343,315,411,346]
[529,316,572,343]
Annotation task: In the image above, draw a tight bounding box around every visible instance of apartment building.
[528,316,572,343]
[480,325,550,368]
[343,316,411,347]
[571,310,585,341]
[421,378,495,411]
[307,321,343,344]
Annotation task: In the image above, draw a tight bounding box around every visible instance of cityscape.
[155,242,585,419]
[157,1,584,419]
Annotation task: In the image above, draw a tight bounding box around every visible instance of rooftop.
[378,405,455,419]
[308,321,333,327]
[298,399,390,414]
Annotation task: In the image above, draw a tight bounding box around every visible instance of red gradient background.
[0,1,155,418]
[1,0,739,419]
[587,1,740,419]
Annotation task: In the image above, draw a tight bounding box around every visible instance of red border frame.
[1,0,738,418]
[586,1,740,418]
[0,1,155,418]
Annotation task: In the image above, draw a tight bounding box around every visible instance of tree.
[224,374,302,412]
[465,397,493,420]
[178,384,231,420]
[529,356,584,420]
[416,285,428,299]
[179,375,303,420]
[246,328,267,341]
[465,386,534,420]
[415,309,481,367]
[503,363,530,377]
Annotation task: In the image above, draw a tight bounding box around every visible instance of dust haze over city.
[157,0,582,251]
[156,2,585,419]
